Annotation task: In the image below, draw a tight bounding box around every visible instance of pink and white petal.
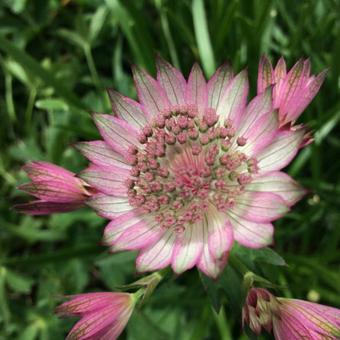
[15,200,83,215]
[272,314,311,340]
[277,59,305,119]
[207,63,233,109]
[256,129,305,171]
[284,69,327,123]
[132,66,170,117]
[156,57,187,105]
[197,217,229,279]
[93,114,139,156]
[56,293,117,316]
[112,221,164,252]
[216,70,249,128]
[23,161,75,181]
[80,165,129,196]
[245,171,306,206]
[75,141,131,170]
[98,305,134,340]
[207,207,234,260]
[136,230,176,272]
[281,299,340,337]
[19,180,84,202]
[185,63,208,115]
[87,194,133,219]
[257,56,274,94]
[227,212,274,248]
[65,305,120,340]
[233,192,289,223]
[240,110,279,156]
[107,89,148,128]
[237,87,273,137]
[171,222,204,274]
[103,212,145,245]
[273,57,287,107]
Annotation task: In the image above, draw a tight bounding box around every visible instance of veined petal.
[216,70,249,127]
[245,171,306,206]
[156,57,187,105]
[56,293,123,316]
[233,192,289,223]
[207,63,233,109]
[80,165,129,196]
[136,230,176,272]
[112,221,164,251]
[185,63,208,115]
[284,69,327,124]
[228,211,274,248]
[103,212,144,246]
[256,129,305,171]
[279,299,340,338]
[65,304,121,340]
[75,141,131,170]
[171,222,204,274]
[23,161,76,181]
[207,207,233,260]
[237,87,273,137]
[107,89,148,128]
[93,114,139,156]
[14,200,84,215]
[132,66,170,117]
[273,57,287,108]
[240,110,279,156]
[87,194,132,219]
[257,56,274,94]
[197,215,229,278]
[19,180,85,202]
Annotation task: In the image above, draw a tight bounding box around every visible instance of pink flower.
[16,161,91,215]
[56,292,135,340]
[258,56,327,126]
[74,57,322,278]
[242,288,340,339]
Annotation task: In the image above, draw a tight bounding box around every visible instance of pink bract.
[242,288,340,339]
[16,161,90,215]
[56,292,134,340]
[18,57,325,278]
[258,56,327,126]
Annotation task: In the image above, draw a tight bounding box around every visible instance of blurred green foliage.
[0,0,339,339]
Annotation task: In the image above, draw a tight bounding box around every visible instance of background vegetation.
[0,0,339,339]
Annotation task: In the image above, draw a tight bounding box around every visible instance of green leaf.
[192,0,216,76]
[198,271,222,313]
[35,99,68,111]
[89,6,109,44]
[0,35,85,109]
[233,244,287,267]
[5,269,33,294]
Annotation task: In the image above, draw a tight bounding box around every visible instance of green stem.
[228,252,249,276]
[84,45,109,110]
[213,306,232,340]
[25,87,37,134]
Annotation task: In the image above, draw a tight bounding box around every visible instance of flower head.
[242,288,340,339]
[75,57,321,278]
[16,161,91,215]
[56,292,135,340]
[258,56,327,126]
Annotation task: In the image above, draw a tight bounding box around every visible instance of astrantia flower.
[18,57,325,278]
[56,292,135,340]
[74,57,324,278]
[258,56,327,126]
[16,161,91,215]
[242,288,340,339]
